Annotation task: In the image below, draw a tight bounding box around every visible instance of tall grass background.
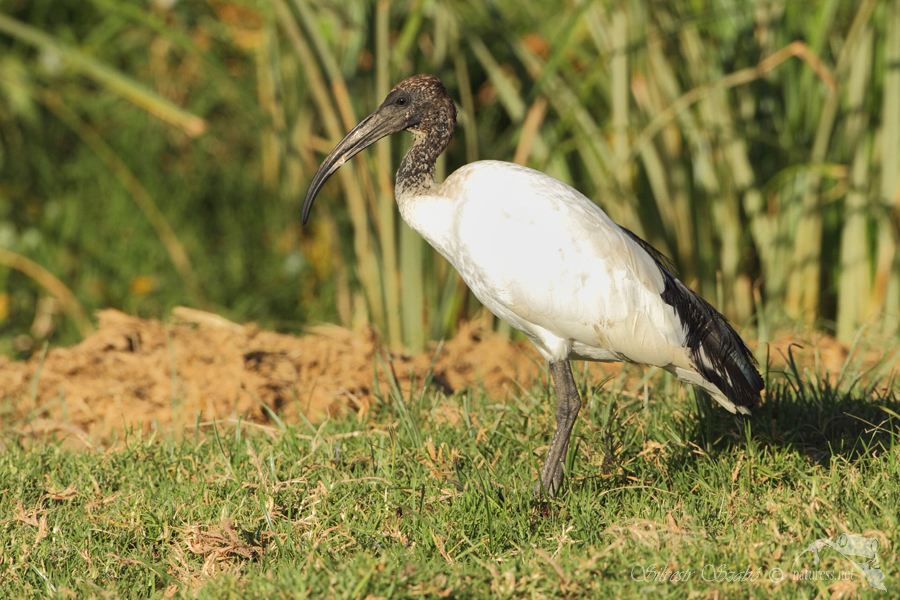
[1,0,898,356]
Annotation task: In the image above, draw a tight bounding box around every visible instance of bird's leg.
[535,359,582,498]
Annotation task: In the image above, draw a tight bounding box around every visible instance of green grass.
[2,360,898,599]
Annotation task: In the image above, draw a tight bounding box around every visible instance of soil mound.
[0,309,542,440]
[0,308,892,442]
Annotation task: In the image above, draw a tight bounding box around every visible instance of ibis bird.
[303,75,764,496]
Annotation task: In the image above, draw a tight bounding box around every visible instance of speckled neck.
[396,128,452,198]
[394,78,456,198]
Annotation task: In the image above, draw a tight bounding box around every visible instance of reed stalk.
[873,0,900,335]
[836,28,874,341]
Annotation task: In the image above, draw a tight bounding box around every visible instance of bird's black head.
[302,75,457,224]
[381,74,457,138]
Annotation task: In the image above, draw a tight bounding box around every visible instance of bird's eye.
[394,96,407,106]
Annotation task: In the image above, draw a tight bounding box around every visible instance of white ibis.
[303,74,764,497]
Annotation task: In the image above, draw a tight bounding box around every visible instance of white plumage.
[399,160,743,413]
[303,75,763,496]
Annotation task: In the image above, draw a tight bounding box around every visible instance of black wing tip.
[661,275,764,410]
[619,224,764,409]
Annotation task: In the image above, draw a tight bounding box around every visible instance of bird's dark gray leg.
[535,359,582,497]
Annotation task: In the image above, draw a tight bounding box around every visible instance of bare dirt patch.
[0,308,543,440]
[0,308,894,443]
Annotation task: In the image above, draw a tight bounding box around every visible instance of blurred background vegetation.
[0,0,898,359]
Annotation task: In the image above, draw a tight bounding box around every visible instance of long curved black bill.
[302,109,401,225]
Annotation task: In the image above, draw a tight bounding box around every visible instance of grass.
[1,358,898,598]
